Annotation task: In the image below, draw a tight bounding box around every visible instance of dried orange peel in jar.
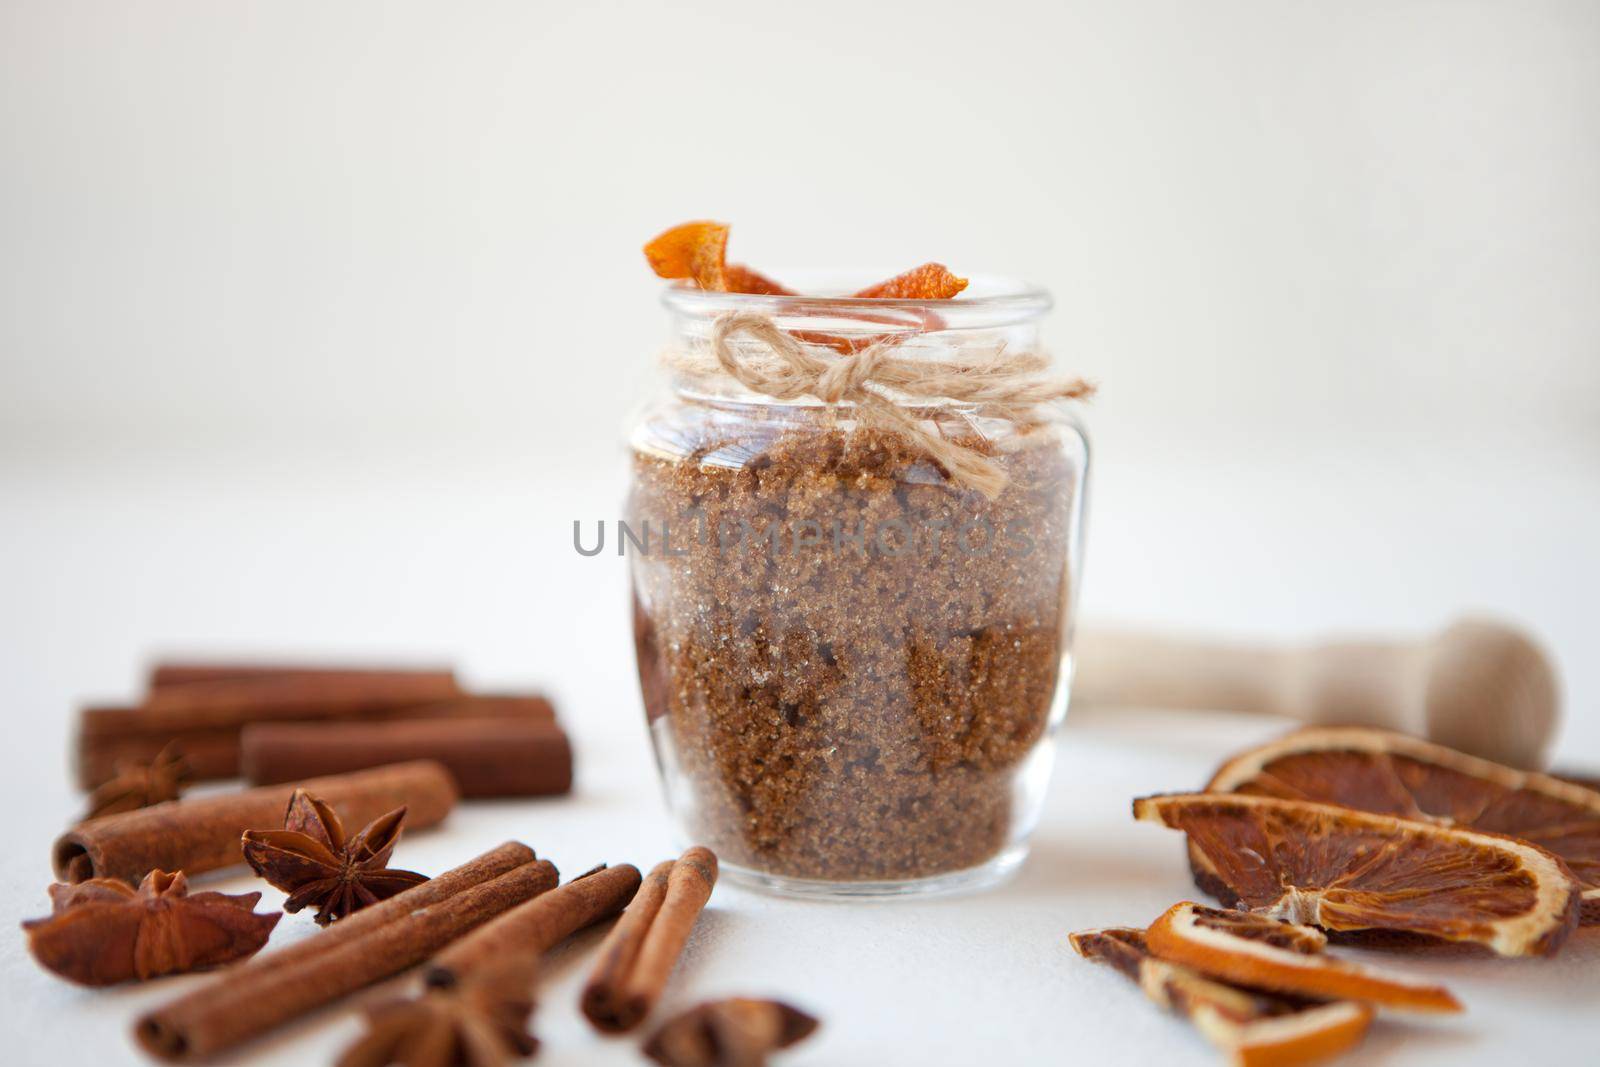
[642,220,969,300]
[853,262,968,299]
[643,221,731,291]
[643,221,795,295]
[1198,726,1600,924]
[642,221,969,350]
[1135,792,1582,957]
[721,263,794,296]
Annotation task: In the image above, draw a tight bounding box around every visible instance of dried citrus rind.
[722,264,794,296]
[1146,903,1460,1014]
[643,223,970,353]
[643,221,729,290]
[1072,926,1373,1067]
[643,224,970,305]
[1135,792,1581,957]
[854,263,968,300]
[1202,727,1600,924]
[642,225,795,296]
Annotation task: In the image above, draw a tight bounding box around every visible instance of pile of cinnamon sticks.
[135,846,735,1064]
[29,657,819,1065]
[76,661,573,799]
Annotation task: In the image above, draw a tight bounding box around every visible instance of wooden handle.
[1070,618,1559,768]
[1071,629,1426,732]
[1071,629,1300,718]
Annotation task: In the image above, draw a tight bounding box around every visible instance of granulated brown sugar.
[629,408,1076,881]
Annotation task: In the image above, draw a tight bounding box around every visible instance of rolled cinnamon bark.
[77,725,241,786]
[241,718,572,797]
[581,847,718,1033]
[426,864,643,988]
[136,853,559,1062]
[54,759,458,883]
[76,694,556,788]
[149,663,457,689]
[143,670,465,725]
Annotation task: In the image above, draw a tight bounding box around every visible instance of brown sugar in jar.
[628,277,1089,897]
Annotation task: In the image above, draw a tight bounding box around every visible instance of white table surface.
[2,435,1596,1065]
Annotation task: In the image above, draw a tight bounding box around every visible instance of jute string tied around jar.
[663,311,1096,498]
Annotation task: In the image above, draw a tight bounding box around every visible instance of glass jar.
[627,274,1089,898]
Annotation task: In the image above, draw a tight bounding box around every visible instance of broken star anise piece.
[22,869,280,986]
[644,998,820,1067]
[336,961,540,1067]
[242,789,429,927]
[81,743,193,821]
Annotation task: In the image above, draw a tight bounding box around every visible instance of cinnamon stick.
[581,847,718,1033]
[76,725,242,785]
[241,717,573,797]
[76,694,556,788]
[426,864,643,988]
[54,759,457,883]
[143,670,464,724]
[149,663,456,689]
[136,851,558,1062]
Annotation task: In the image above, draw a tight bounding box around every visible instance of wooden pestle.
[1071,616,1559,768]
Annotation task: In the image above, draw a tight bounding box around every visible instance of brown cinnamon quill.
[77,689,554,788]
[241,717,572,797]
[149,663,457,689]
[136,845,555,1062]
[426,864,644,988]
[581,847,718,1033]
[55,760,457,884]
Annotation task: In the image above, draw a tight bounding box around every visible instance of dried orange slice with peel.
[1135,793,1581,957]
[1072,927,1373,1067]
[1147,902,1460,1013]
[1201,726,1600,924]
[1557,769,1600,792]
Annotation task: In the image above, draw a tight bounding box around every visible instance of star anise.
[644,999,820,1067]
[81,743,192,821]
[242,789,428,926]
[336,960,540,1067]
[22,869,280,986]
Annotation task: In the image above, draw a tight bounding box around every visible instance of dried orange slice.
[1135,793,1581,957]
[1146,902,1460,1013]
[643,221,729,290]
[1071,927,1373,1067]
[1558,769,1600,793]
[1202,727,1600,924]
[853,262,968,299]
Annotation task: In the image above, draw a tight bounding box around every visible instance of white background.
[2,2,1598,1064]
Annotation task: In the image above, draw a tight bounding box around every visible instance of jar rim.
[661,271,1052,327]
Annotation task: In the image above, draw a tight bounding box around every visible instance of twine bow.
[663,312,1095,498]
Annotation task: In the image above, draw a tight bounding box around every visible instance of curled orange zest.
[722,264,794,296]
[643,221,729,290]
[854,263,968,300]
[644,223,966,352]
